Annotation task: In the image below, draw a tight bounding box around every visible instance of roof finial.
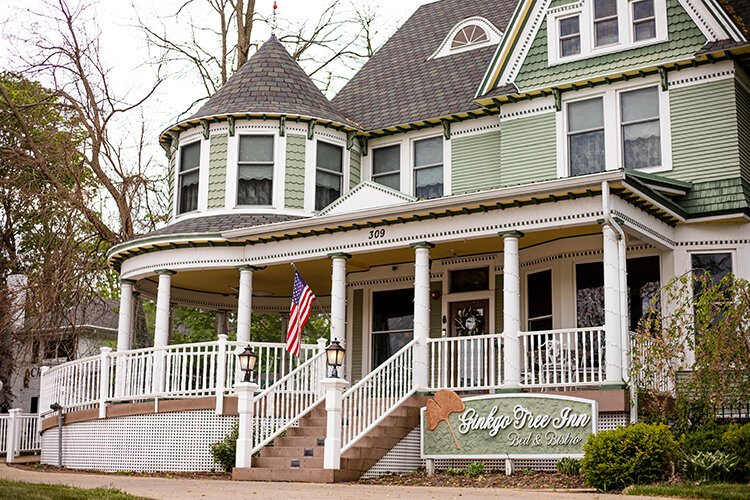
[272,1,278,35]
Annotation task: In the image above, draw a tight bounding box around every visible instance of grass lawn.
[626,483,750,500]
[0,479,147,499]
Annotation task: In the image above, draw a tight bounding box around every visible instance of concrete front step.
[233,467,360,483]
[260,445,320,458]
[252,456,324,469]
[272,435,325,448]
[286,425,326,437]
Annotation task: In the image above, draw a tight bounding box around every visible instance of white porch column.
[329,253,351,343]
[501,231,523,389]
[618,237,629,382]
[236,266,258,344]
[322,377,349,469]
[116,280,135,351]
[115,279,134,398]
[411,242,434,391]
[153,270,174,395]
[234,381,259,469]
[603,224,624,385]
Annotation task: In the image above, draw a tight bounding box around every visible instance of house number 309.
[368,229,386,240]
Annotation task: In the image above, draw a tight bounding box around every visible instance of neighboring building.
[38,0,749,479]
[9,299,119,414]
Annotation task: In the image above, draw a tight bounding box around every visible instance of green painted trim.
[307,120,317,140]
[441,119,452,140]
[497,387,527,394]
[500,230,525,238]
[624,169,692,190]
[120,279,136,286]
[154,269,176,276]
[236,265,262,272]
[328,252,352,260]
[410,242,435,249]
[599,383,628,390]
[279,116,286,137]
[227,116,235,137]
[201,120,210,140]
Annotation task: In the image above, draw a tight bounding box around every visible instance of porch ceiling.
[141,225,603,298]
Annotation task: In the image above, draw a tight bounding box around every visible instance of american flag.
[286,269,316,357]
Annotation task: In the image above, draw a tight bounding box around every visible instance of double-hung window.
[594,0,619,46]
[178,141,201,214]
[568,97,605,176]
[315,141,344,211]
[413,137,443,199]
[559,16,581,57]
[237,135,274,206]
[621,87,661,169]
[632,0,656,41]
[371,289,414,368]
[372,145,401,190]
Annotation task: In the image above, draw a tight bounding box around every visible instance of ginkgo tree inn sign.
[421,391,598,459]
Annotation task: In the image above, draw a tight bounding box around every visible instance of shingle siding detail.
[350,148,362,189]
[500,113,557,185]
[451,131,503,194]
[514,0,706,91]
[678,178,748,215]
[208,134,228,209]
[669,79,739,183]
[350,289,364,381]
[285,134,306,210]
[737,80,750,187]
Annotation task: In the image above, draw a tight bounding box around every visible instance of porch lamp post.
[238,345,258,383]
[325,339,345,378]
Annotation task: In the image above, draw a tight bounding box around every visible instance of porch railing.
[520,327,605,387]
[341,338,417,453]
[1,411,41,458]
[39,337,319,416]
[250,350,327,455]
[428,333,503,390]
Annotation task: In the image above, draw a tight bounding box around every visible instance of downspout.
[602,181,637,423]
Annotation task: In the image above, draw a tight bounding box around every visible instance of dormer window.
[632,0,656,41]
[451,25,490,49]
[594,0,619,46]
[431,17,503,59]
[559,16,581,57]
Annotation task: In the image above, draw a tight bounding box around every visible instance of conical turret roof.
[189,36,354,126]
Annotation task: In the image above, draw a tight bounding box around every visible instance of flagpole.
[290,262,329,317]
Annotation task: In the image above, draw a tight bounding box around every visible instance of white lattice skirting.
[41,410,238,473]
[363,411,630,477]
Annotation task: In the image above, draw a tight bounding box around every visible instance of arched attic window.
[431,17,503,59]
[451,25,490,49]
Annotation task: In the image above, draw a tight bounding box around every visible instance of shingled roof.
[331,0,516,131]
[190,36,353,126]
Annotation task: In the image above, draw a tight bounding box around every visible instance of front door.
[447,299,490,389]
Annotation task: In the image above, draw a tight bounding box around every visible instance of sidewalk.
[0,464,664,500]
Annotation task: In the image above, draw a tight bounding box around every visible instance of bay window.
[237,135,274,206]
[315,141,343,211]
[568,97,605,176]
[178,141,201,214]
[414,137,443,199]
[372,144,401,190]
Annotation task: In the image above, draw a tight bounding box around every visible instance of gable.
[317,182,416,216]
[513,0,706,91]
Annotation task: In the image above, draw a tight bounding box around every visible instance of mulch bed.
[359,471,589,490]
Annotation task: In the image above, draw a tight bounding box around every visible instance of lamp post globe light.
[238,345,258,383]
[325,339,345,378]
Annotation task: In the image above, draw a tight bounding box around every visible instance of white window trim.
[410,133,450,199]
[175,138,203,218]
[555,76,673,178]
[229,132,282,210]
[547,0,668,66]
[430,16,504,60]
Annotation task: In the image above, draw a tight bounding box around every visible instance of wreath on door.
[454,307,484,336]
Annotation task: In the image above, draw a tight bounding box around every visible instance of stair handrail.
[340,338,418,453]
[250,349,327,455]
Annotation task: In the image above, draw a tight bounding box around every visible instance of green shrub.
[556,457,581,476]
[581,423,678,492]
[466,462,485,478]
[685,451,739,482]
[444,467,464,476]
[210,424,238,472]
[722,423,750,481]
[680,425,728,457]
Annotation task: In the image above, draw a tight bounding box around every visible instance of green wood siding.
[500,113,557,185]
[285,134,306,210]
[350,148,362,189]
[430,281,443,338]
[452,131,503,194]
[494,274,504,334]
[514,0,706,91]
[350,289,364,381]
[208,135,228,209]
[167,153,175,216]
[670,79,739,183]
[737,80,750,186]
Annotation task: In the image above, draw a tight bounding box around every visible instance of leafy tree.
[631,272,750,429]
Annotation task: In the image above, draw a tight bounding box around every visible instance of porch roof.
[108,170,685,270]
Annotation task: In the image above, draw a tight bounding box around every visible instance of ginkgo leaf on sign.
[426,389,465,449]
